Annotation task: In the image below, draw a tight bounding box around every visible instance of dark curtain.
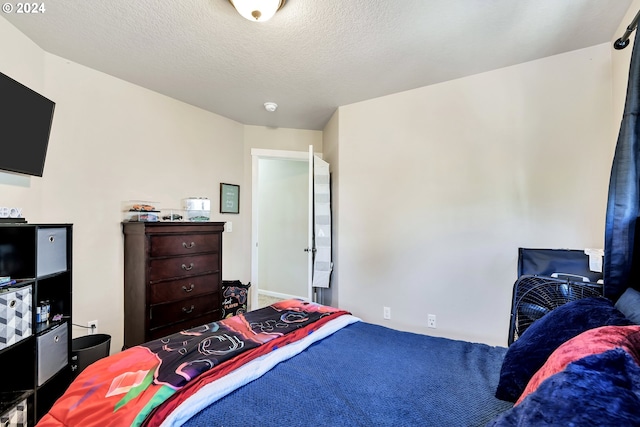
[604,28,640,300]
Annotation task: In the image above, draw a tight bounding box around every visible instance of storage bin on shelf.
[0,397,27,427]
[0,285,32,350]
[37,322,68,386]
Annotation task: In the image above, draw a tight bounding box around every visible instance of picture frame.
[220,183,240,214]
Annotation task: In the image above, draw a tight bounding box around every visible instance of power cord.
[72,323,95,331]
[61,316,97,333]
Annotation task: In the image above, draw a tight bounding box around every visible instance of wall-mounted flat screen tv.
[0,71,56,177]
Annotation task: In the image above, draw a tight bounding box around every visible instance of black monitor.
[0,71,56,177]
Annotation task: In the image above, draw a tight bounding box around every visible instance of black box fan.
[507,275,604,345]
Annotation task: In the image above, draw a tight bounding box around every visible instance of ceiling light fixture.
[228,0,286,23]
[264,102,278,112]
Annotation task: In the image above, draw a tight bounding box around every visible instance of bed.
[37,287,640,427]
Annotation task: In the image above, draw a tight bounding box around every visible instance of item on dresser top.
[131,204,155,211]
[161,209,184,222]
[127,211,159,222]
[183,197,211,222]
[123,200,161,222]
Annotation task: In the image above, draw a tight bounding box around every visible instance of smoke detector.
[264,102,278,112]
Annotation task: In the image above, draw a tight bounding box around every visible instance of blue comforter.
[183,321,512,426]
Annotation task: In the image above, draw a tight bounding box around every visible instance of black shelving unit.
[0,223,73,424]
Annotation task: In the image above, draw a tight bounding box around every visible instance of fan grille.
[508,275,604,345]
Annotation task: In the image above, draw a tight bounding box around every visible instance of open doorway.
[251,149,310,309]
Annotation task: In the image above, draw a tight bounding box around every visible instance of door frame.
[250,148,311,310]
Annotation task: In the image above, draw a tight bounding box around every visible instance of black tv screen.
[0,71,55,177]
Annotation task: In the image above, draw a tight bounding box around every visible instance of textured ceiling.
[2,0,635,130]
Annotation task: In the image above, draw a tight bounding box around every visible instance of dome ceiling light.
[228,0,286,23]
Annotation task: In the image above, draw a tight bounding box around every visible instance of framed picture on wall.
[220,183,240,214]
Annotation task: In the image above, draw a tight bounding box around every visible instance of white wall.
[332,44,615,346]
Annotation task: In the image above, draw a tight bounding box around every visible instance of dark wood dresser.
[122,222,225,348]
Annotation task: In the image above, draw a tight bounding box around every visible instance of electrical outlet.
[88,320,98,335]
[383,306,391,320]
[427,314,436,328]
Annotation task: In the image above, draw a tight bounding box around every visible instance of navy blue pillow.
[495,297,631,402]
[616,287,640,324]
[488,348,640,426]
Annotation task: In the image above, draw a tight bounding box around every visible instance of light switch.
[225,222,233,232]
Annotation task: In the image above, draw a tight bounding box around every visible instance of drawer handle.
[49,235,55,243]
[182,241,196,249]
[54,335,60,343]
[182,284,195,293]
[182,305,195,314]
[181,263,194,271]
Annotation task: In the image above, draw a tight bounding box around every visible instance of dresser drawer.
[149,253,219,282]
[149,233,220,257]
[149,293,220,329]
[148,311,221,341]
[149,272,220,304]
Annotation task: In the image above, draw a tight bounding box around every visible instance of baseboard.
[258,289,300,301]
